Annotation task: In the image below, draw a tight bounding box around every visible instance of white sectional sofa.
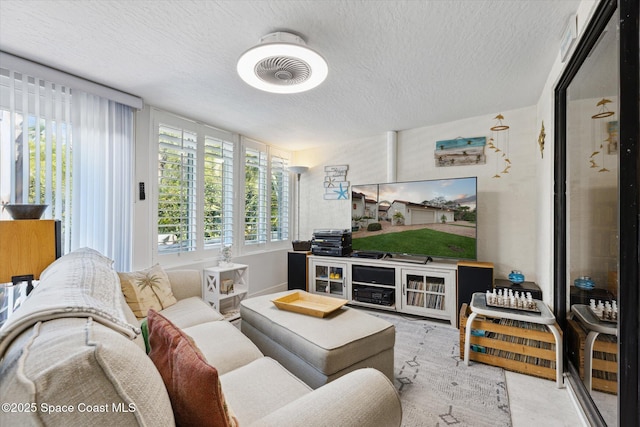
[0,248,402,426]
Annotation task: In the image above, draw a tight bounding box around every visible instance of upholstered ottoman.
[240,291,395,389]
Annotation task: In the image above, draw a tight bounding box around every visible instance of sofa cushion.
[253,368,402,427]
[147,310,237,427]
[0,248,141,357]
[119,264,178,318]
[220,357,312,425]
[0,317,174,427]
[159,296,224,329]
[183,320,263,374]
[166,269,203,300]
[121,291,147,351]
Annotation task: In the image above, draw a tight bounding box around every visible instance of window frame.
[240,137,292,253]
[269,146,291,243]
[152,110,238,264]
[152,110,292,264]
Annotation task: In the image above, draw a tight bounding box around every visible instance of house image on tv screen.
[386,200,454,226]
[350,177,477,260]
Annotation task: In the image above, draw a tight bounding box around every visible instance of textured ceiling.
[0,0,581,150]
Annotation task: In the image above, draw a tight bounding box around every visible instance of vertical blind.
[70,92,133,268]
[0,69,72,231]
[0,66,134,270]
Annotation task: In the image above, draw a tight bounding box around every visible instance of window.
[157,124,198,253]
[155,111,234,257]
[204,136,234,248]
[0,69,72,238]
[154,112,290,260]
[242,138,291,247]
[0,66,134,270]
[270,150,290,241]
[243,141,268,245]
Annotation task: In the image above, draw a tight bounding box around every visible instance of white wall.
[129,0,600,304]
[295,105,540,286]
[163,249,289,297]
[295,133,389,238]
[295,0,599,306]
[132,106,154,270]
[534,0,599,305]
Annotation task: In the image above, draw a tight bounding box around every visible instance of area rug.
[362,309,512,427]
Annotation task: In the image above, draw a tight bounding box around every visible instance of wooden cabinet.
[0,219,61,283]
[460,303,559,381]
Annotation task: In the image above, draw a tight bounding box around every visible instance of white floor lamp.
[288,166,309,242]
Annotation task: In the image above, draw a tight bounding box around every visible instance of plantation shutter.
[204,135,234,248]
[244,141,268,244]
[157,124,197,253]
[270,150,290,242]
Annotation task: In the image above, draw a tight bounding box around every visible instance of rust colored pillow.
[147,310,237,427]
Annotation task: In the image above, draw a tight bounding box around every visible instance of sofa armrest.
[251,368,402,427]
[166,269,202,300]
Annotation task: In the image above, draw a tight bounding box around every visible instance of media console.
[307,254,458,326]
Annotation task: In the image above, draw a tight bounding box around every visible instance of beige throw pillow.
[119,264,178,318]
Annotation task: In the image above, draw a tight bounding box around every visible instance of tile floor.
[234,313,615,426]
[506,371,587,426]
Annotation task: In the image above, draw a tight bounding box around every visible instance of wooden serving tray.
[272,291,347,317]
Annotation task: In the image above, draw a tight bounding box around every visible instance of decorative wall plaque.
[323,165,349,200]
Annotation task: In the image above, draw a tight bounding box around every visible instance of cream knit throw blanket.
[0,248,139,357]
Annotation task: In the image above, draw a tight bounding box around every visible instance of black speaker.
[456,261,494,327]
[287,251,309,291]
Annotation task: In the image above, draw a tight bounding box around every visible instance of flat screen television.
[350,177,477,261]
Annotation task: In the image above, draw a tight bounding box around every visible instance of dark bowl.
[292,240,311,251]
[3,204,48,220]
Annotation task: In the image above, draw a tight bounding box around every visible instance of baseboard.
[249,282,287,298]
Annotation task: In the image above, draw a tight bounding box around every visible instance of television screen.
[351,177,477,260]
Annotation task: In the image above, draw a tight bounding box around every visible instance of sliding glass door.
[554,0,639,425]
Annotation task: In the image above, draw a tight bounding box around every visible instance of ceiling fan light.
[237,32,328,94]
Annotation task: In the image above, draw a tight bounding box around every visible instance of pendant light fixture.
[237,32,328,94]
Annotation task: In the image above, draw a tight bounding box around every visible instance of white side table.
[203,264,248,321]
[464,292,564,388]
[570,304,617,391]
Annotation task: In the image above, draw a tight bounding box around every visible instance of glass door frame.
[553,0,639,425]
